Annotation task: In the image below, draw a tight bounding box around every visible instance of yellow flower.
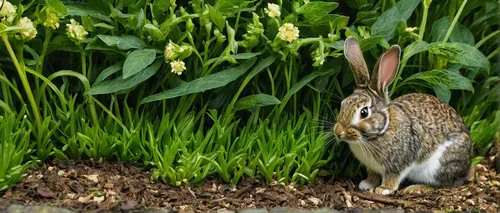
[264,3,280,18]
[16,17,37,40]
[405,27,418,32]
[278,23,299,42]
[170,59,186,75]
[66,18,88,43]
[0,0,16,23]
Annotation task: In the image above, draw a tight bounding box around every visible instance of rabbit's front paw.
[374,186,394,195]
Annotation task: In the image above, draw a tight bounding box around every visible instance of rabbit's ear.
[369,45,401,99]
[344,36,370,88]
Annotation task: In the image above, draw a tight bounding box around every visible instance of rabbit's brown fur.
[333,36,473,195]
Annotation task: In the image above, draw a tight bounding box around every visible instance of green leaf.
[279,70,335,112]
[47,35,79,54]
[234,94,281,110]
[93,62,123,85]
[122,49,157,79]
[432,83,451,104]
[66,3,112,23]
[45,0,67,16]
[371,0,421,41]
[208,5,225,30]
[428,42,490,74]
[297,2,339,21]
[86,59,162,95]
[471,156,484,167]
[360,36,384,52]
[430,16,474,45]
[96,35,147,50]
[230,49,265,59]
[140,58,257,104]
[403,69,474,92]
[402,41,430,62]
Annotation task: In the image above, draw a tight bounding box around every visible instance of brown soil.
[1,155,499,213]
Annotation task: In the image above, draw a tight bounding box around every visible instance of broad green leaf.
[144,23,164,41]
[86,60,162,95]
[96,35,147,50]
[432,83,451,104]
[430,16,474,45]
[140,58,257,104]
[231,49,265,60]
[297,2,339,21]
[403,69,474,92]
[371,0,421,40]
[246,56,275,79]
[45,0,67,16]
[47,35,79,53]
[360,36,383,52]
[122,49,157,79]
[428,42,490,74]
[234,94,281,110]
[66,3,112,23]
[280,70,335,111]
[302,14,345,26]
[402,41,430,62]
[93,62,123,85]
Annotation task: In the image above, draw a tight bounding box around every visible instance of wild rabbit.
[333,36,473,195]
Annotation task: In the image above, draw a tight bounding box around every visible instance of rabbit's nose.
[333,123,345,139]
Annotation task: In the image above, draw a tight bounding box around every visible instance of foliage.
[0,0,497,190]
[0,110,38,192]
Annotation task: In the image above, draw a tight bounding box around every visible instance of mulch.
[1,153,499,213]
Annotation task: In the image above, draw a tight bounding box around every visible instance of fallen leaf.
[94,196,105,203]
[307,197,321,205]
[104,183,114,189]
[82,174,99,183]
[68,181,85,193]
[78,194,94,204]
[67,193,76,199]
[37,185,55,198]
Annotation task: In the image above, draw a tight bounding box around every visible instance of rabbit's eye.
[360,107,369,119]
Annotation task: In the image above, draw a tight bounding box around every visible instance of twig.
[350,191,414,207]
[233,185,252,198]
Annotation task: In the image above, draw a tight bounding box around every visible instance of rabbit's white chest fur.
[348,143,384,174]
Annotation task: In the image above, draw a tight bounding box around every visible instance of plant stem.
[1,35,42,131]
[79,45,87,78]
[267,68,275,96]
[78,45,99,128]
[442,0,468,43]
[418,0,430,41]
[476,30,500,48]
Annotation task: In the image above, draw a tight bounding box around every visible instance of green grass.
[0,0,498,191]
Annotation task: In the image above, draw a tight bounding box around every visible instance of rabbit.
[333,36,473,196]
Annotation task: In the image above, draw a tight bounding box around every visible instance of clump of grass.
[0,110,38,192]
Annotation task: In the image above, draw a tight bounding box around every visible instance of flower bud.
[164,40,194,62]
[186,18,194,33]
[43,7,60,30]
